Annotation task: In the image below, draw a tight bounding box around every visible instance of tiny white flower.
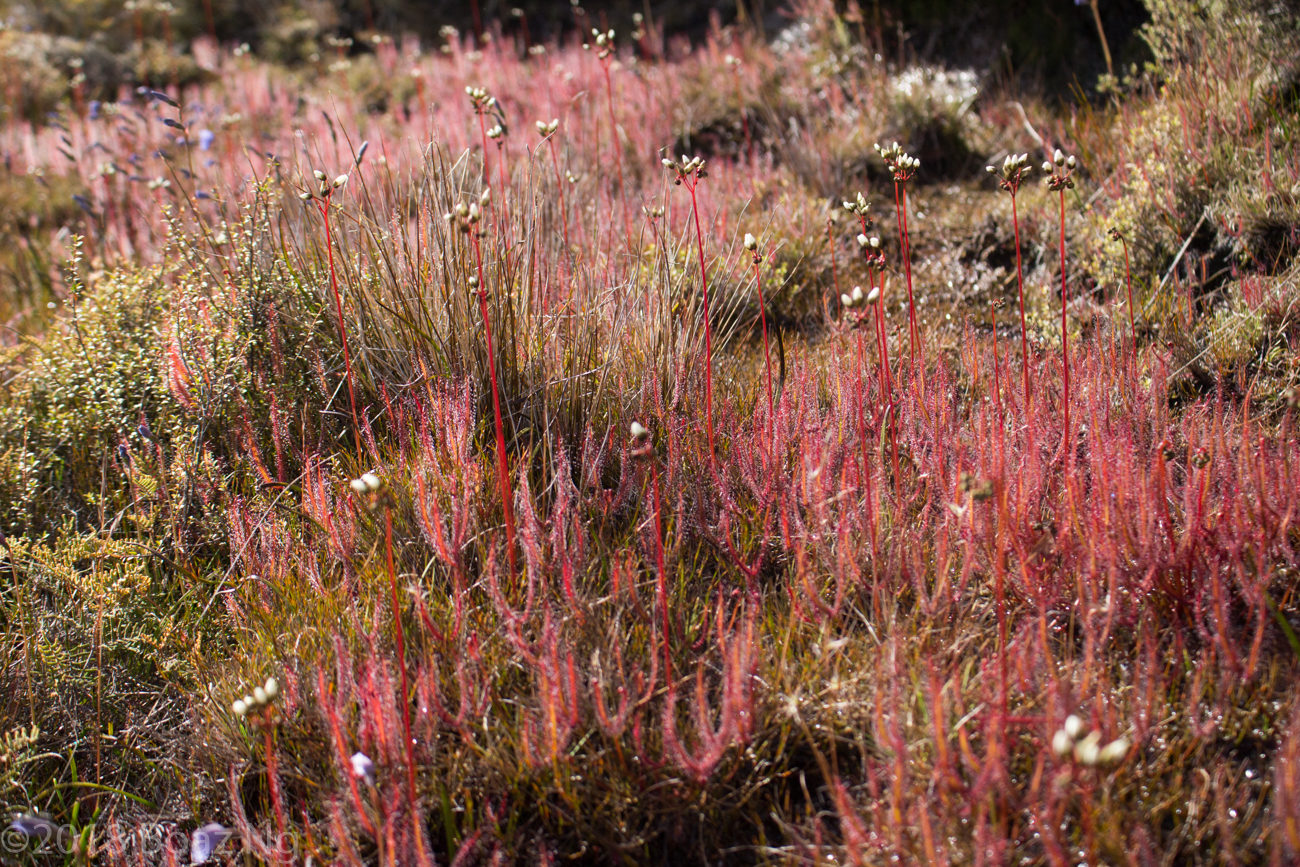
[1064,714,1083,739]
[851,286,864,303]
[1098,737,1130,765]
[1051,728,1073,757]
[253,686,268,704]
[361,472,381,492]
[264,677,279,699]
[191,822,232,865]
[1074,731,1102,766]
[231,699,248,716]
[350,751,377,786]
[743,232,758,251]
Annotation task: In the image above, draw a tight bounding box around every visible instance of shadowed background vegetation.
[1,0,1299,864]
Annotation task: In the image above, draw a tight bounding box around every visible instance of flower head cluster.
[663,154,707,185]
[348,470,397,509]
[629,421,654,459]
[486,123,505,143]
[584,28,616,60]
[465,86,496,113]
[1051,714,1129,767]
[856,232,885,268]
[535,118,560,137]
[743,232,762,264]
[986,153,1032,193]
[231,676,281,725]
[300,169,348,201]
[842,191,872,224]
[840,284,880,320]
[445,189,492,237]
[875,142,919,180]
[1043,148,1078,192]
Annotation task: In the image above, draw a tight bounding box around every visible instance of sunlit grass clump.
[2,0,1300,864]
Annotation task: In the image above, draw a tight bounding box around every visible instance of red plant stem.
[476,111,491,196]
[496,143,509,220]
[752,257,775,445]
[263,726,288,861]
[384,506,425,861]
[828,219,839,304]
[685,177,717,472]
[1059,187,1071,460]
[894,179,920,375]
[602,61,630,238]
[471,234,518,576]
[1011,190,1031,408]
[854,326,879,565]
[651,462,672,676]
[1121,236,1136,364]
[547,138,570,249]
[318,199,362,457]
[991,300,1002,424]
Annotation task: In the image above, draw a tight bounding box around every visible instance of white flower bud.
[856,233,869,247]
[349,478,368,494]
[986,165,996,173]
[1098,737,1129,764]
[1066,155,1076,169]
[743,232,758,251]
[1051,729,1073,757]
[1053,148,1065,166]
[851,286,864,303]
[1064,715,1084,739]
[1042,161,1054,173]
[232,699,248,716]
[630,421,649,441]
[264,677,279,699]
[868,237,880,248]
[840,293,854,308]
[480,187,492,205]
[361,472,381,491]
[350,751,376,785]
[1074,732,1102,766]
[662,158,676,168]
[253,686,268,704]
[866,286,880,304]
[313,169,328,181]
[333,174,349,188]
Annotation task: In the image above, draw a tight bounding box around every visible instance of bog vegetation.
[1,0,1300,864]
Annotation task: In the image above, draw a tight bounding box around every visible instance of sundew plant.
[1,1,1300,865]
